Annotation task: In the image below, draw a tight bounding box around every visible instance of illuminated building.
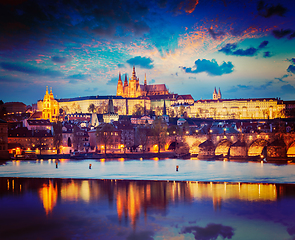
[189,88,285,119]
[36,86,59,122]
[116,66,169,98]
[0,119,9,159]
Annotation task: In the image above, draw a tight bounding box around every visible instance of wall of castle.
[58,99,127,115]
[190,99,284,120]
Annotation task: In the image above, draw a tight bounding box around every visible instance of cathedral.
[116,66,169,98]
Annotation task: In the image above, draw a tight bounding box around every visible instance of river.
[1,158,295,239]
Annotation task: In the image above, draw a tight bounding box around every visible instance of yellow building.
[36,87,59,122]
[116,66,169,98]
[189,88,285,119]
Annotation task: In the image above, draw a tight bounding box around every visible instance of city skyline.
[0,0,295,105]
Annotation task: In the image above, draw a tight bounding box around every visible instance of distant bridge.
[166,133,295,159]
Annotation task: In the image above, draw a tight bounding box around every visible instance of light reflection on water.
[1,158,295,183]
[1,177,295,240]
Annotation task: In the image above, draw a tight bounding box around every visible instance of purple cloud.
[0,62,63,77]
[126,56,154,69]
[182,59,234,76]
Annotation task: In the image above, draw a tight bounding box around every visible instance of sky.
[0,0,295,105]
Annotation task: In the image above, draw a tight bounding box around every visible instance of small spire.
[124,74,128,86]
[118,72,122,83]
[50,87,53,94]
[163,99,167,115]
[46,86,48,94]
[144,73,147,85]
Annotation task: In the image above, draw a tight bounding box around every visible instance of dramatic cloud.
[257,1,287,18]
[275,74,288,82]
[182,59,234,76]
[281,84,295,94]
[51,56,71,64]
[226,81,273,93]
[287,65,295,74]
[287,58,295,74]
[287,58,295,64]
[118,63,125,68]
[272,29,293,39]
[180,223,234,240]
[0,76,30,84]
[263,51,272,58]
[0,62,63,77]
[218,41,269,57]
[66,73,90,84]
[208,28,225,40]
[126,56,154,69]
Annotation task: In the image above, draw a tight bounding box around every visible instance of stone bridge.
[166,133,295,159]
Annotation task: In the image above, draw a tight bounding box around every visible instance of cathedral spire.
[144,73,147,85]
[213,87,218,100]
[116,72,123,96]
[132,66,136,77]
[46,86,48,94]
[118,72,122,83]
[124,74,128,87]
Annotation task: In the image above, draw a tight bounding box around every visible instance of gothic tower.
[116,72,123,96]
[129,66,137,98]
[213,87,218,100]
[123,74,128,97]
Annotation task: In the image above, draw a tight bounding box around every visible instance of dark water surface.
[1,159,295,239]
[1,177,295,240]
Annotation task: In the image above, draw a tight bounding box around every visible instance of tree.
[136,125,149,152]
[168,108,175,118]
[151,117,167,153]
[96,123,115,154]
[88,103,96,113]
[73,125,84,151]
[53,122,63,153]
[154,106,162,116]
[71,103,81,113]
[179,105,185,117]
[96,102,108,114]
[133,104,144,116]
[61,106,69,115]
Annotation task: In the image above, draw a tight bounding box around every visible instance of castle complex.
[116,66,169,98]
[35,67,289,121]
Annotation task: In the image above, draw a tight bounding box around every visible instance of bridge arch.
[287,141,295,157]
[189,140,202,154]
[215,139,232,156]
[248,139,268,157]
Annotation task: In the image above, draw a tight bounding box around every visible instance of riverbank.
[35,151,178,160]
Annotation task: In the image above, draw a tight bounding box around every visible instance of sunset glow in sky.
[0,0,295,105]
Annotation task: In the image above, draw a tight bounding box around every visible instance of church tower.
[218,88,222,100]
[116,72,123,96]
[42,86,59,122]
[213,87,218,100]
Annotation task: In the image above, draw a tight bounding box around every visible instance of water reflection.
[1,177,295,239]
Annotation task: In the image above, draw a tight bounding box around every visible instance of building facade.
[0,119,9,159]
[189,89,284,119]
